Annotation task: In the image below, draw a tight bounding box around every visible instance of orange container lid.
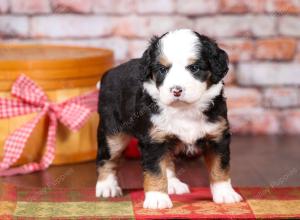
[0,44,114,91]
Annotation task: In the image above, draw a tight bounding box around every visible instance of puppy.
[96,29,242,209]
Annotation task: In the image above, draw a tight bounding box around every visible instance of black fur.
[204,88,228,122]
[202,131,231,170]
[194,32,229,84]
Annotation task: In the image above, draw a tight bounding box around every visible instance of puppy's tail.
[96,81,101,90]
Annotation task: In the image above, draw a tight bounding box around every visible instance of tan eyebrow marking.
[188,57,197,65]
[159,55,171,67]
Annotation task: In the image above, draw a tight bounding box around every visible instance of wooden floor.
[1,135,299,189]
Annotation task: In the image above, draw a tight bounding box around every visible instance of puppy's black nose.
[170,86,183,97]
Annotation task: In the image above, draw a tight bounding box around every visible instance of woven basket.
[0,44,113,166]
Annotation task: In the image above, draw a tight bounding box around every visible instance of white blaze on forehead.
[160,29,199,65]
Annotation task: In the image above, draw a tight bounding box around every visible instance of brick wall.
[1,0,300,134]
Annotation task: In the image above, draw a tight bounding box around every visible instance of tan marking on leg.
[97,161,117,181]
[107,133,131,159]
[97,132,131,181]
[173,142,187,155]
[144,172,167,192]
[204,152,229,184]
[144,154,170,193]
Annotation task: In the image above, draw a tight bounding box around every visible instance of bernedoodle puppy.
[95,29,242,209]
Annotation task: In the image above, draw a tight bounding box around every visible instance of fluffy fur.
[96,29,242,209]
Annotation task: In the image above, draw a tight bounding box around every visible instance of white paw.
[211,179,243,204]
[143,191,173,209]
[95,174,122,198]
[168,177,190,195]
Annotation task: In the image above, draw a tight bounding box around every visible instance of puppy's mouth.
[169,99,192,107]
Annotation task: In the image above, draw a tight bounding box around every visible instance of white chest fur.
[145,81,224,145]
[151,105,220,145]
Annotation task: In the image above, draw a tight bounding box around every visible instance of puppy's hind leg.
[166,156,190,195]
[96,125,131,198]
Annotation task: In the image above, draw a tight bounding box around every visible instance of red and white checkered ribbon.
[0,74,98,176]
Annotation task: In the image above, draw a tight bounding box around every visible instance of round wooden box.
[0,44,113,166]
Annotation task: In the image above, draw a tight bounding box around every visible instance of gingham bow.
[0,75,98,176]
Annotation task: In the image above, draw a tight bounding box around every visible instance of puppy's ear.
[140,36,160,81]
[209,47,229,83]
[200,36,229,83]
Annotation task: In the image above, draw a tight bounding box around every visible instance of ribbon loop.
[12,75,48,106]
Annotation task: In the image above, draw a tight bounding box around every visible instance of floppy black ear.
[208,47,229,83]
[140,36,160,81]
[199,35,229,84]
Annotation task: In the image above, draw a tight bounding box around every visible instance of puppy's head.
[141,29,228,106]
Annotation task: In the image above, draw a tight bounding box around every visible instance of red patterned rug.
[1,183,300,219]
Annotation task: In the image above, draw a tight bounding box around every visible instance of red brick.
[228,108,280,134]
[296,41,300,62]
[279,16,300,37]
[296,53,300,62]
[248,0,269,12]
[11,0,51,14]
[176,0,218,15]
[136,0,175,14]
[146,16,193,37]
[220,0,248,13]
[220,39,254,62]
[114,16,148,38]
[255,38,297,61]
[263,87,300,108]
[31,15,115,38]
[115,16,193,38]
[237,63,300,86]
[93,0,134,14]
[225,87,262,109]
[220,0,267,13]
[51,0,92,13]
[0,0,9,13]
[281,109,300,134]
[195,16,250,37]
[0,16,29,37]
[267,0,300,14]
[195,15,276,38]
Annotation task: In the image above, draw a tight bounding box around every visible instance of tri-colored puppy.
[96,29,242,209]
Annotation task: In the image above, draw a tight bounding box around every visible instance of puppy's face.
[142,29,229,106]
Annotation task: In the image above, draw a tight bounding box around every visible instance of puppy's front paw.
[211,180,243,204]
[143,192,173,209]
[168,177,190,195]
[96,174,122,198]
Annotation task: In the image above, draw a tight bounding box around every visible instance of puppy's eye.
[158,66,168,75]
[188,64,200,73]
